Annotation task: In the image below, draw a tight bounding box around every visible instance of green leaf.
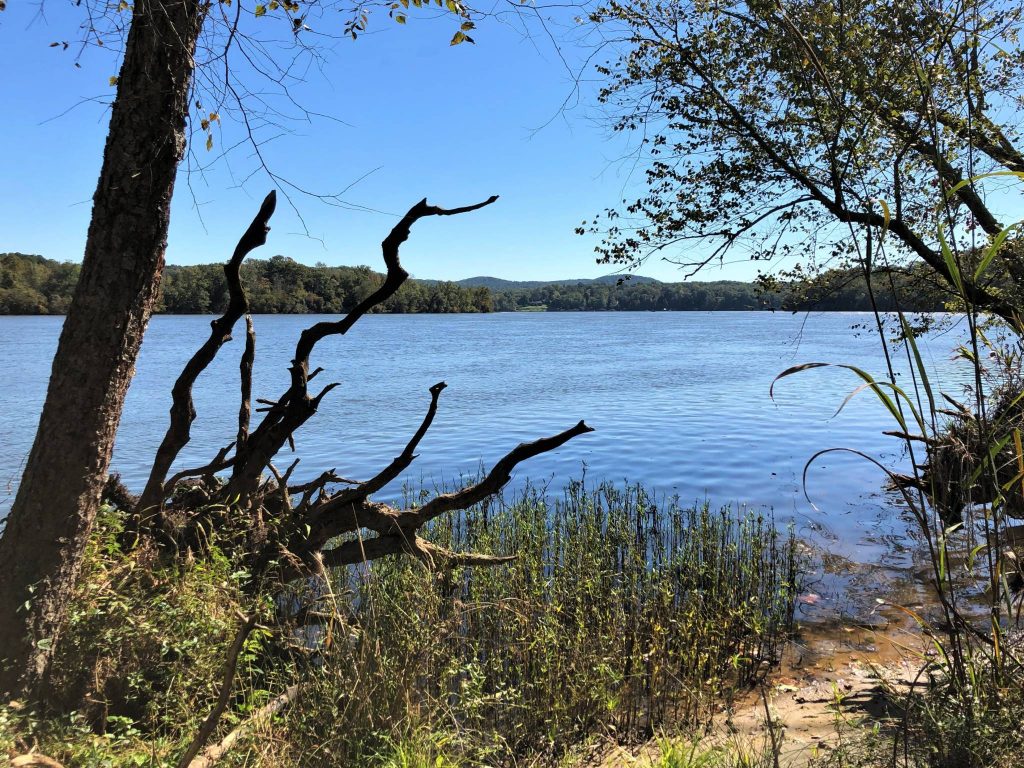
[461,20,475,30]
[937,224,964,296]
[899,313,935,417]
[771,361,914,433]
[395,13,406,23]
[255,4,266,17]
[109,75,118,86]
[974,221,1021,282]
[450,30,466,45]
[945,170,1024,202]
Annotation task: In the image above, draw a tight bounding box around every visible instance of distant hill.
[420,275,663,290]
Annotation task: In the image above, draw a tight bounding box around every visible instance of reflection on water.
[0,311,975,623]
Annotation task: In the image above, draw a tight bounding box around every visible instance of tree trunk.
[0,0,205,698]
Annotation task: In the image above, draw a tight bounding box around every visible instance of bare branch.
[163,443,236,497]
[398,420,594,528]
[319,534,515,569]
[291,196,499,384]
[304,420,592,566]
[138,192,277,516]
[186,685,301,768]
[225,195,498,503]
[176,614,258,768]
[237,314,256,453]
[336,382,447,504]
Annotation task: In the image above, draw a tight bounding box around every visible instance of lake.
[1,311,973,620]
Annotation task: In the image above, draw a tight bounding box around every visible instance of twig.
[186,684,301,768]
[176,613,258,768]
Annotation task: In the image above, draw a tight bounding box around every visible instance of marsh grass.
[1,482,798,767]
[274,481,798,764]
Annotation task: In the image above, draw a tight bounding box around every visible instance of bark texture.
[0,0,205,697]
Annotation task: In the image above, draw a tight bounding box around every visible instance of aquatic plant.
[1,483,797,766]
[772,171,1024,768]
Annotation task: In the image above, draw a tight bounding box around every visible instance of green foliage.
[584,0,1024,323]
[160,257,493,315]
[1,505,273,766]
[0,485,798,767]
[0,252,949,315]
[494,269,945,313]
[0,253,79,314]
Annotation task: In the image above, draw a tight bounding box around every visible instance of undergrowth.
[1,482,798,767]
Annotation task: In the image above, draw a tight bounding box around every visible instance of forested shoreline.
[1,251,948,315]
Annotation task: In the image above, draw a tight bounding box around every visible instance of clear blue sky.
[0,1,755,283]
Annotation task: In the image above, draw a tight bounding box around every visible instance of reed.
[1,482,798,766]
[280,481,798,764]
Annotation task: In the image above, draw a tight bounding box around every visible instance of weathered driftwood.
[135,190,592,578]
[138,191,278,516]
[175,614,258,768]
[185,684,301,768]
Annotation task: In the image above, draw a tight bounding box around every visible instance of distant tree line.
[491,280,773,311]
[0,253,81,314]
[1,252,947,315]
[159,256,493,314]
[489,268,947,312]
[0,253,491,315]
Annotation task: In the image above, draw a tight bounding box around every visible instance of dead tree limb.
[10,756,66,768]
[224,195,498,504]
[237,314,256,454]
[309,420,594,567]
[138,191,277,516]
[319,534,518,569]
[175,614,258,768]
[322,381,447,513]
[141,191,592,600]
[162,443,236,498]
[395,420,594,528]
[186,684,301,768]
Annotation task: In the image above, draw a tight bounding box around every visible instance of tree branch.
[176,614,258,768]
[225,195,497,503]
[138,191,276,516]
[397,420,594,528]
[326,382,447,511]
[237,314,256,453]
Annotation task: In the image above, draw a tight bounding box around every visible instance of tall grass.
[3,482,798,766]
[773,172,1024,767]
[278,482,798,763]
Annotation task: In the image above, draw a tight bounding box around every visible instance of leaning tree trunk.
[0,0,205,698]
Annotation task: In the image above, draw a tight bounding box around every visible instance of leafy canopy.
[582,0,1024,322]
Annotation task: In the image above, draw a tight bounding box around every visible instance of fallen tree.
[129,191,591,578]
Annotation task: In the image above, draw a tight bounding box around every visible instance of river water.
[1,311,974,621]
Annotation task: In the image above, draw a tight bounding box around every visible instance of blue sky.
[0,1,755,282]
